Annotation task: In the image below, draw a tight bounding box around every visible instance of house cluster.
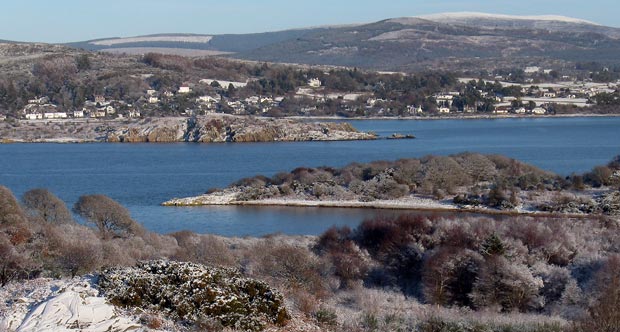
[22,97,67,120]
[22,95,141,120]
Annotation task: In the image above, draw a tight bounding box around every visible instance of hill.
[65,12,620,72]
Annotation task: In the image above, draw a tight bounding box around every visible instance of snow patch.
[0,277,143,332]
[415,12,599,25]
[91,35,213,46]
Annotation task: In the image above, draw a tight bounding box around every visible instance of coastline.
[162,195,593,219]
[283,113,620,121]
[3,113,618,144]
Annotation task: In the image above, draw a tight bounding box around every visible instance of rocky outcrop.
[2,115,376,143]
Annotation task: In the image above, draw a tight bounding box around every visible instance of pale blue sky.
[2,0,618,43]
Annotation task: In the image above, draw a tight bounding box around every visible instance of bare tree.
[22,188,73,224]
[73,194,143,239]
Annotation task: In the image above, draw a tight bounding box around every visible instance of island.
[163,153,620,217]
[0,115,376,143]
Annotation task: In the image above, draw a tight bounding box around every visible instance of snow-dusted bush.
[99,260,289,331]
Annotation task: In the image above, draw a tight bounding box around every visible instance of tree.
[73,194,143,239]
[75,54,91,71]
[22,189,73,224]
[0,186,28,226]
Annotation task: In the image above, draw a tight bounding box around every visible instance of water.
[0,117,619,236]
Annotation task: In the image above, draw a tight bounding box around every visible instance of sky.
[1,0,619,43]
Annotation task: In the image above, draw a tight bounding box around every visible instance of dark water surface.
[1,117,618,236]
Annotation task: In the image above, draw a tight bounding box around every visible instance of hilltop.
[64,12,620,72]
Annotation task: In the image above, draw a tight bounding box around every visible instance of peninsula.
[163,153,620,217]
[0,115,376,143]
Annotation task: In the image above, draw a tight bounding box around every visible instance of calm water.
[0,117,618,236]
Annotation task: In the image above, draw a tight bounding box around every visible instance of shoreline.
[162,196,594,220]
[283,113,620,121]
[2,113,618,144]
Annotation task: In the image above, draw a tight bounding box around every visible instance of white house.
[438,107,451,114]
[245,96,260,105]
[532,107,547,115]
[524,66,540,74]
[514,107,527,114]
[435,94,454,107]
[308,78,321,88]
[543,92,557,98]
[25,113,42,120]
[128,110,141,118]
[197,95,218,103]
[28,96,49,105]
[73,110,84,118]
[0,114,6,121]
[178,86,191,94]
[148,96,160,104]
[146,89,157,96]
[43,112,68,119]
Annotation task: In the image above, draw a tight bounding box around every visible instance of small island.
[163,153,620,217]
[0,115,377,143]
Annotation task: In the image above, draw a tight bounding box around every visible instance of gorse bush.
[99,260,290,331]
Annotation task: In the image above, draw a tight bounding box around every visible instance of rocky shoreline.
[0,115,377,143]
[161,187,618,219]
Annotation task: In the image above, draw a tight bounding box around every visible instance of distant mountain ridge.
[63,12,620,72]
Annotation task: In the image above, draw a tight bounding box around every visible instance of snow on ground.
[90,35,213,46]
[417,12,598,25]
[0,276,146,332]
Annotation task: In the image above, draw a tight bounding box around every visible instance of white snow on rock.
[0,276,143,332]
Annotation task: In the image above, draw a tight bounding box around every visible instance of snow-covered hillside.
[417,12,599,25]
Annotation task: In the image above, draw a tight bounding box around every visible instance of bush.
[99,260,290,331]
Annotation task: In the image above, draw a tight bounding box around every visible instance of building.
[524,66,540,74]
[178,86,191,94]
[25,113,43,120]
[148,96,160,104]
[434,94,454,108]
[308,78,321,88]
[73,110,84,118]
[438,107,451,114]
[146,89,157,96]
[532,107,547,115]
[514,107,527,114]
[128,110,141,118]
[27,96,49,105]
[94,95,106,104]
[43,112,68,119]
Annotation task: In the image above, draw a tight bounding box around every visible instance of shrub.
[99,260,290,331]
